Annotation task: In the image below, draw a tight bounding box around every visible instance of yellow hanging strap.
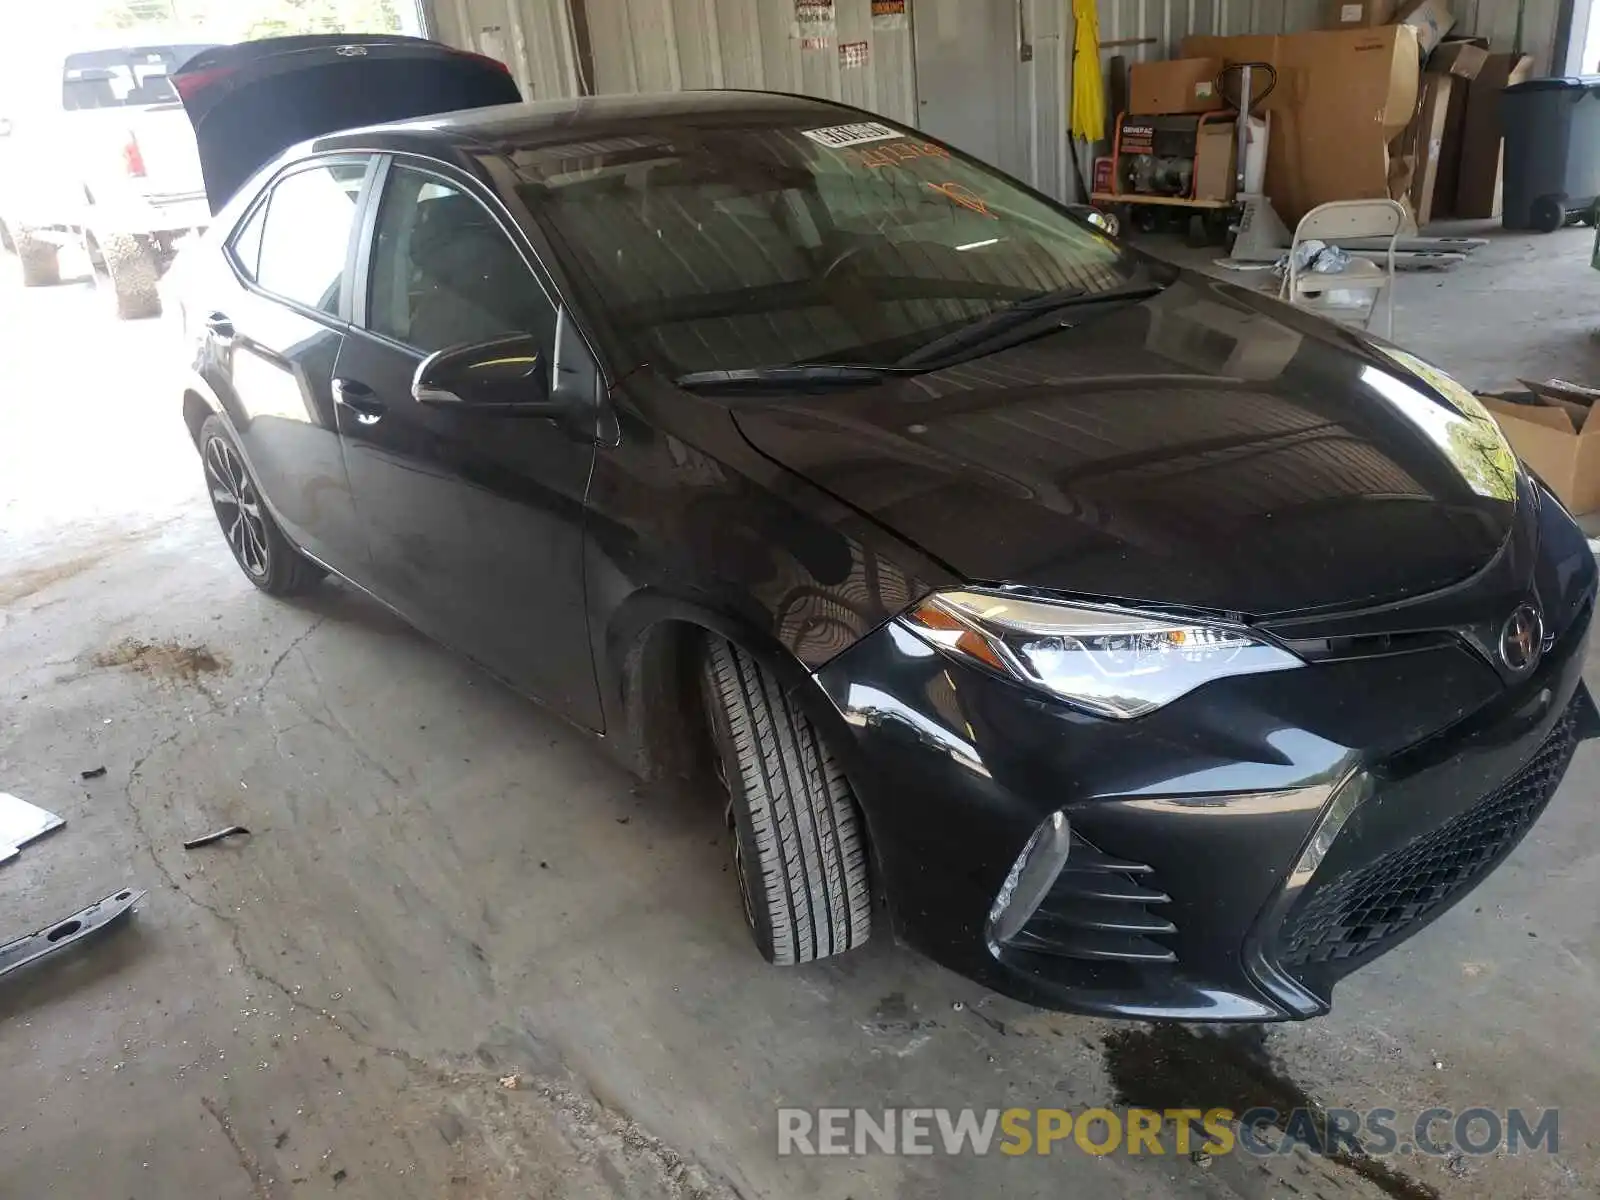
[1070,0,1106,144]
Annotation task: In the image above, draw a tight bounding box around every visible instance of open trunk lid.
[173,34,522,213]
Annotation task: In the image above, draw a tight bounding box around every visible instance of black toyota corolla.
[171,35,1597,1021]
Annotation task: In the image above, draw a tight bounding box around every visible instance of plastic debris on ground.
[0,793,65,866]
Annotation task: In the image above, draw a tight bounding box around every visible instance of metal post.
[1233,63,1252,200]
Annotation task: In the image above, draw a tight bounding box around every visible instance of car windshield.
[62,45,216,110]
[514,117,1134,375]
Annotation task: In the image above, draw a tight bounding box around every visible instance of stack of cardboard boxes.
[1136,0,1534,226]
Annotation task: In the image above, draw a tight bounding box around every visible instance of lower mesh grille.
[1005,836,1177,963]
[1279,699,1580,969]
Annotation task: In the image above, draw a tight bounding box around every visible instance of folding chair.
[1280,199,1405,337]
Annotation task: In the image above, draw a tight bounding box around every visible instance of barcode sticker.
[802,121,900,149]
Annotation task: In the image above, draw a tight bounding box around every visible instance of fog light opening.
[987,811,1072,949]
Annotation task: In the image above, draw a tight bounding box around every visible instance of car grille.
[1005,836,1177,964]
[1278,698,1580,969]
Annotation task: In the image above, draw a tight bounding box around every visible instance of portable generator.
[1112,111,1235,200]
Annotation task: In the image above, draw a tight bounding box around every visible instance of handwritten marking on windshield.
[925,181,998,218]
[849,139,951,169]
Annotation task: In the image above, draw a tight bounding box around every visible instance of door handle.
[332,377,385,425]
[204,311,234,341]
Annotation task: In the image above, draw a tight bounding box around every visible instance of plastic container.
[1502,76,1600,232]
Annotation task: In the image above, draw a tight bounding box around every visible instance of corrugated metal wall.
[436,0,1076,199]
[1097,0,1565,71]
[581,1,920,128]
[428,0,584,99]
[600,0,1073,197]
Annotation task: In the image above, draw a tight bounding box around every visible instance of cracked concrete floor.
[2,244,1599,1200]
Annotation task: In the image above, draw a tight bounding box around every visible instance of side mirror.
[1066,202,1120,239]
[411,310,599,429]
[412,332,561,414]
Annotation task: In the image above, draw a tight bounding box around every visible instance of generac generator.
[1113,111,1235,200]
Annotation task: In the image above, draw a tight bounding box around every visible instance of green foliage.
[84,0,404,37]
[242,0,404,39]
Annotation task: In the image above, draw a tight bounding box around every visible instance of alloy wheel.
[204,436,270,578]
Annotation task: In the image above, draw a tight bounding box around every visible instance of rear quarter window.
[254,161,369,315]
[229,200,268,282]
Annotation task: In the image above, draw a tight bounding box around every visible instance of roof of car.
[311,90,867,160]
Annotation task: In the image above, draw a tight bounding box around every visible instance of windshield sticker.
[850,139,950,169]
[926,181,998,218]
[802,121,900,150]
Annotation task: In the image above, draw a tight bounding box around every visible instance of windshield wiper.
[895,280,1173,369]
[674,364,909,392]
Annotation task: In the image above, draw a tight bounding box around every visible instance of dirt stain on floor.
[92,638,230,684]
[1,552,113,607]
[1102,1024,1441,1200]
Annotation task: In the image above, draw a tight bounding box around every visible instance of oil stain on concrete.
[1102,1023,1442,1200]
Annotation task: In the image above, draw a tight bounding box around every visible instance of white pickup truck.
[0,34,219,318]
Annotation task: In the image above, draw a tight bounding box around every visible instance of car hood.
[174,34,521,212]
[729,275,1520,618]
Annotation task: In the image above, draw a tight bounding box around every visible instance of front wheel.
[702,637,872,965]
[198,416,324,596]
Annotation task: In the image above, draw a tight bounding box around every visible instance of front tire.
[702,637,872,964]
[199,415,324,596]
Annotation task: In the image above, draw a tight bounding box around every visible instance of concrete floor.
[1,232,1598,1200]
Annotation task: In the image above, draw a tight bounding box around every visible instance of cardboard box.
[1193,120,1238,201]
[1323,0,1396,29]
[1427,41,1487,217]
[1182,26,1421,223]
[1428,38,1488,80]
[1479,382,1600,514]
[1455,52,1535,218]
[1403,73,1454,224]
[1397,0,1455,56]
[1129,57,1225,115]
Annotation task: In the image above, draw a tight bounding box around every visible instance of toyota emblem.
[1499,603,1544,673]
[336,44,369,56]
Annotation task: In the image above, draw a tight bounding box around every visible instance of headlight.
[900,589,1302,719]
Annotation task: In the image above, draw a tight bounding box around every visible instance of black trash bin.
[1502,75,1600,232]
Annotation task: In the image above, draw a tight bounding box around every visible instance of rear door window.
[255,161,369,316]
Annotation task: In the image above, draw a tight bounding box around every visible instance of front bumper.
[812,486,1597,1021]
